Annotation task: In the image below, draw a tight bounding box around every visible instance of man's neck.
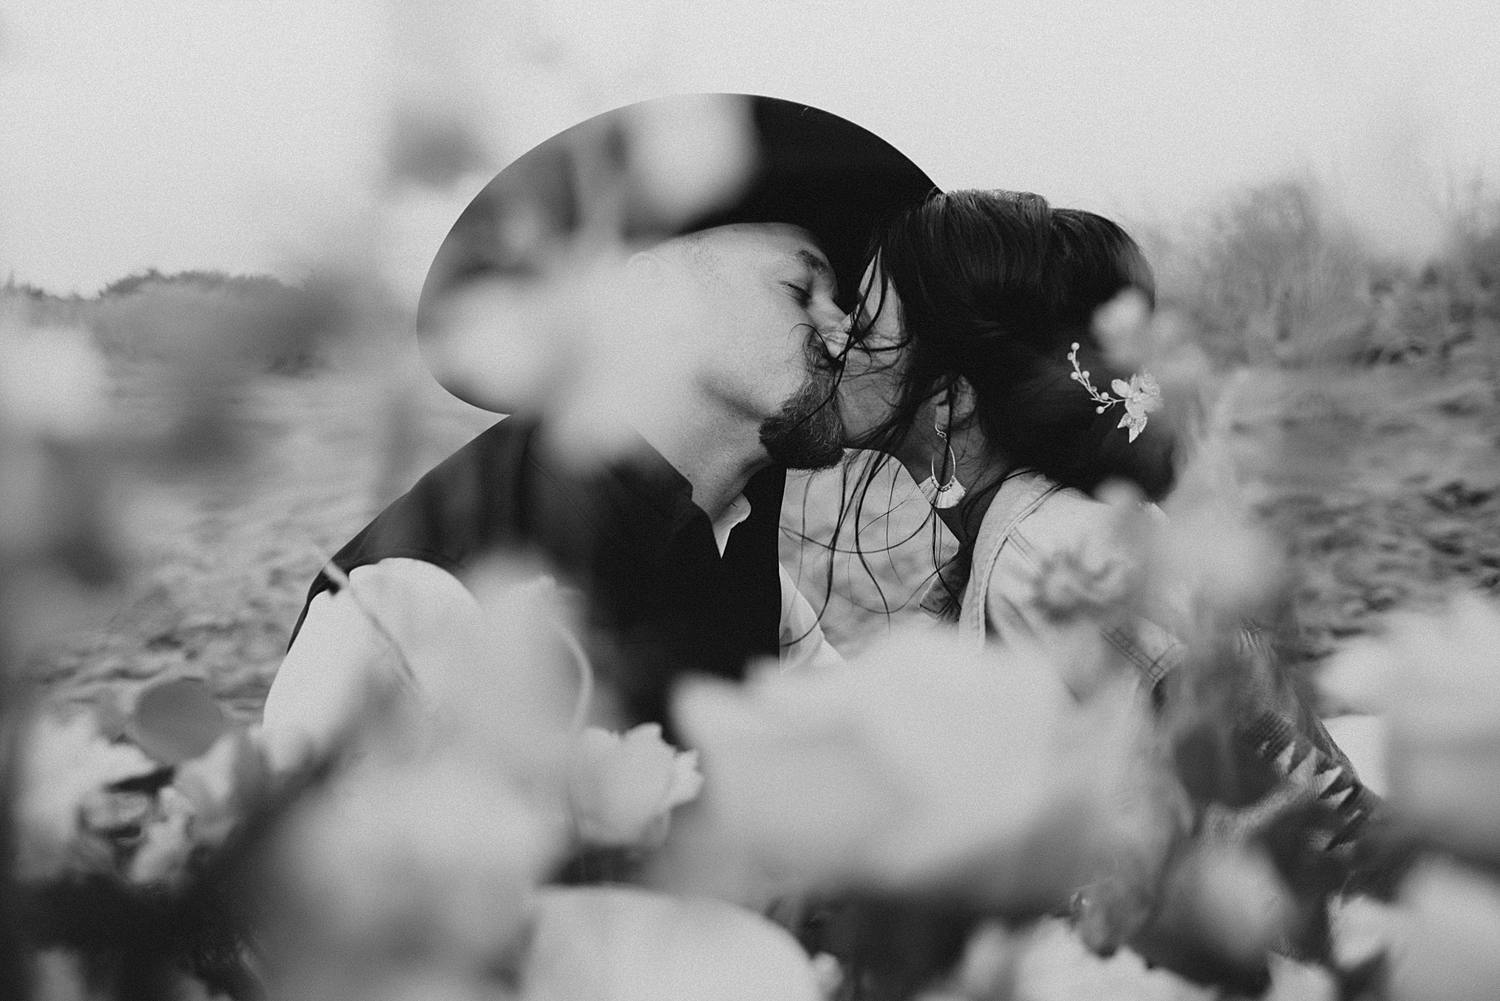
[625,399,769,522]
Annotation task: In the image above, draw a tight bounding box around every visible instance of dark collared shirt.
[290,415,785,731]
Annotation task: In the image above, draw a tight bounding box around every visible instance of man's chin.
[759,421,845,470]
[759,403,845,470]
[758,364,848,470]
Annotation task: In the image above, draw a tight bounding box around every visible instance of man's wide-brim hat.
[418,94,936,413]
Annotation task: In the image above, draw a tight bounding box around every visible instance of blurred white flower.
[259,565,586,987]
[624,94,757,230]
[1388,860,1500,1001]
[1091,293,1212,437]
[29,950,93,1001]
[522,885,821,1001]
[949,921,1016,999]
[0,325,109,440]
[77,785,153,843]
[1319,594,1500,865]
[280,966,520,1001]
[1128,841,1300,978]
[172,725,274,846]
[550,251,703,468]
[269,755,567,976]
[1320,712,1389,798]
[419,247,697,468]
[411,99,760,470]
[566,723,703,850]
[1317,634,1399,717]
[127,786,197,885]
[272,556,578,777]
[809,952,843,1000]
[671,628,1188,916]
[1329,894,1406,978]
[421,272,588,424]
[1152,481,1284,629]
[14,710,159,880]
[1262,955,1336,1001]
[1092,288,1154,355]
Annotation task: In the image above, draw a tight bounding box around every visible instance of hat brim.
[417,94,936,413]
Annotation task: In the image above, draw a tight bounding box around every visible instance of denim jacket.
[916,470,1382,896]
[919,470,1183,698]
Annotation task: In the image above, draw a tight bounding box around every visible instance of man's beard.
[759,356,845,470]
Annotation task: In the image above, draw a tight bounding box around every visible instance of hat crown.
[418,94,936,412]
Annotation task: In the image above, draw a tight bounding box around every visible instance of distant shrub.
[1441,179,1500,294]
[99,268,283,300]
[85,272,329,376]
[1157,176,1376,367]
[0,279,94,332]
[1463,221,1500,294]
[1356,191,1500,370]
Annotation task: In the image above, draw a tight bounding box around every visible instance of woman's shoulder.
[1003,476,1119,560]
[967,473,1120,619]
[977,476,1182,695]
[963,471,1160,631]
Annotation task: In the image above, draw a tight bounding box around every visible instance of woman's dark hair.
[816,189,1176,617]
[849,189,1174,504]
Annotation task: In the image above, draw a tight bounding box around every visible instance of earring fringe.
[919,440,966,509]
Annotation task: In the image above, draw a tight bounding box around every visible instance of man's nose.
[817,313,854,358]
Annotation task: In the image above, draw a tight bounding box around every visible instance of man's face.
[833,258,910,449]
[681,223,849,469]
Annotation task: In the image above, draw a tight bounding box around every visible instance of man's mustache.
[804,325,844,375]
[802,329,844,423]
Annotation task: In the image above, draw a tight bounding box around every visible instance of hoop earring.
[917,421,966,510]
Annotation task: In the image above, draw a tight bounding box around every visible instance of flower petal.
[568,723,702,848]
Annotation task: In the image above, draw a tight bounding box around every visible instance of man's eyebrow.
[794,249,832,278]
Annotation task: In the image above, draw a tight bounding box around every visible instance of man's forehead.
[694,222,831,266]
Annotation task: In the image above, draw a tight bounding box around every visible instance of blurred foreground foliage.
[4,95,1500,1001]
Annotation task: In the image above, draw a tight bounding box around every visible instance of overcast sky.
[3,0,1497,296]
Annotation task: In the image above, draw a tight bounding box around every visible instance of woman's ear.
[949,378,978,428]
[915,385,947,435]
[921,381,969,434]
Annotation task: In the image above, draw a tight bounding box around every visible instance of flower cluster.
[14,500,1500,1001]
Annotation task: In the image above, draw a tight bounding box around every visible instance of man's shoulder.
[325,416,539,574]
[413,414,537,494]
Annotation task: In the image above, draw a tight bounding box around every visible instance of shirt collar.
[531,416,762,555]
[712,493,753,556]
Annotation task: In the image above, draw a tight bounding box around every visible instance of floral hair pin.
[1067,342,1162,442]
